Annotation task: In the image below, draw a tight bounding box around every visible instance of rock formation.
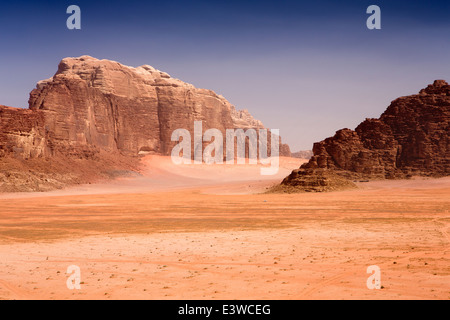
[0,106,46,159]
[0,56,290,191]
[280,80,449,192]
[291,150,313,159]
[1,55,289,160]
[271,168,357,193]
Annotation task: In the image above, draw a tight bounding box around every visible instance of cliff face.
[291,80,450,182]
[0,106,47,159]
[1,55,289,161]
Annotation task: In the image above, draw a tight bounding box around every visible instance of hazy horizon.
[1,0,449,151]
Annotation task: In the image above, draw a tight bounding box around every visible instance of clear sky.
[1,0,449,151]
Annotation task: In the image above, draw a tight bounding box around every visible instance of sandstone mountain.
[0,56,289,191]
[280,80,450,192]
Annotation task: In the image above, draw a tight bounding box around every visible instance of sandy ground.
[0,156,448,300]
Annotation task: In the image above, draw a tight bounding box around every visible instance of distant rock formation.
[279,80,450,192]
[1,55,290,161]
[291,150,313,160]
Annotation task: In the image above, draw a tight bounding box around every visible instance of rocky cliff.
[1,55,289,160]
[0,56,290,191]
[280,80,449,192]
[0,106,46,159]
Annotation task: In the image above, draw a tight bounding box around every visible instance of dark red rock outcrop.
[291,80,450,181]
[274,168,357,193]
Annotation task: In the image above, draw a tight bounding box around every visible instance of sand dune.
[0,156,304,199]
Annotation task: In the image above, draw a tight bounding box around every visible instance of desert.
[0,155,448,300]
[0,53,449,301]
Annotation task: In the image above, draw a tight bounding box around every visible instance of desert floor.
[0,156,448,300]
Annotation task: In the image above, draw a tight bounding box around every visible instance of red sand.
[0,156,448,299]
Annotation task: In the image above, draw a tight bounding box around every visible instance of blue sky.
[1,0,449,150]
